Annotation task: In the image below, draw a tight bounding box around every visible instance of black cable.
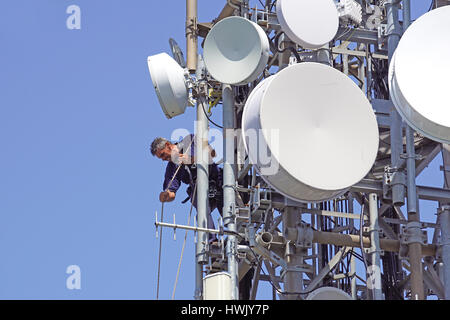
[379,137,391,147]
[350,244,404,299]
[249,244,354,297]
[274,31,302,63]
[270,0,277,12]
[247,245,320,297]
[359,195,370,273]
[350,249,365,263]
[259,262,323,297]
[201,101,223,129]
[369,54,390,100]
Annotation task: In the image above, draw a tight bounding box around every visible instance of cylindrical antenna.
[186,0,198,73]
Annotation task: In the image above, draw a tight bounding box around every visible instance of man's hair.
[150,137,169,156]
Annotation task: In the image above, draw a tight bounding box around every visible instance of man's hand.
[159,190,176,202]
[176,153,193,165]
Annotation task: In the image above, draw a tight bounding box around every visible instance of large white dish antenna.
[242,63,379,203]
[203,16,270,85]
[389,6,450,144]
[276,0,339,49]
[147,53,189,119]
[306,287,353,300]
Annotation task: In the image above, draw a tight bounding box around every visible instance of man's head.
[150,137,179,162]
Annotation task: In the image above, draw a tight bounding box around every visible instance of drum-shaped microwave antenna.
[306,287,353,300]
[147,53,189,119]
[203,16,270,85]
[276,0,339,49]
[389,6,450,144]
[242,63,379,203]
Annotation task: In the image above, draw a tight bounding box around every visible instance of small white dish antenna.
[306,287,353,300]
[276,0,339,49]
[389,6,450,144]
[242,63,379,203]
[169,38,186,69]
[203,16,270,85]
[147,53,190,119]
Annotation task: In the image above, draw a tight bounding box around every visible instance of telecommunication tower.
[149,0,450,300]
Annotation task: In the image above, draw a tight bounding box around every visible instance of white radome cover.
[276,0,339,49]
[306,287,353,300]
[203,16,270,85]
[147,53,188,119]
[389,6,450,144]
[242,63,379,203]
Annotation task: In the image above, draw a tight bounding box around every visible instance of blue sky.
[0,0,440,300]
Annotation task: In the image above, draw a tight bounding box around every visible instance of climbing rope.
[172,184,197,300]
[156,137,194,300]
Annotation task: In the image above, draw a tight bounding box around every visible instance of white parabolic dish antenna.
[276,0,339,49]
[306,287,353,300]
[242,63,379,203]
[203,16,270,85]
[389,6,450,144]
[147,53,189,119]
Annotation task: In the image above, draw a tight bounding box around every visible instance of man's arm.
[161,162,181,203]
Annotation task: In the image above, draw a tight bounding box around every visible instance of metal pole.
[155,220,238,236]
[186,0,198,73]
[366,46,372,99]
[282,207,303,300]
[342,54,349,76]
[348,194,357,299]
[439,205,450,299]
[196,98,211,243]
[222,84,239,300]
[217,0,242,22]
[194,59,209,299]
[402,1,425,299]
[386,0,405,207]
[311,230,436,257]
[357,44,367,94]
[440,145,450,299]
[316,45,331,66]
[368,193,383,300]
[195,262,203,300]
[405,125,425,300]
[316,203,324,288]
[403,0,411,31]
[443,145,450,190]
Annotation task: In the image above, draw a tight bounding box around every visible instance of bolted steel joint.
[399,221,428,246]
[383,166,406,205]
[296,222,313,248]
[364,247,385,257]
[285,222,313,248]
[280,265,311,281]
[384,167,406,188]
